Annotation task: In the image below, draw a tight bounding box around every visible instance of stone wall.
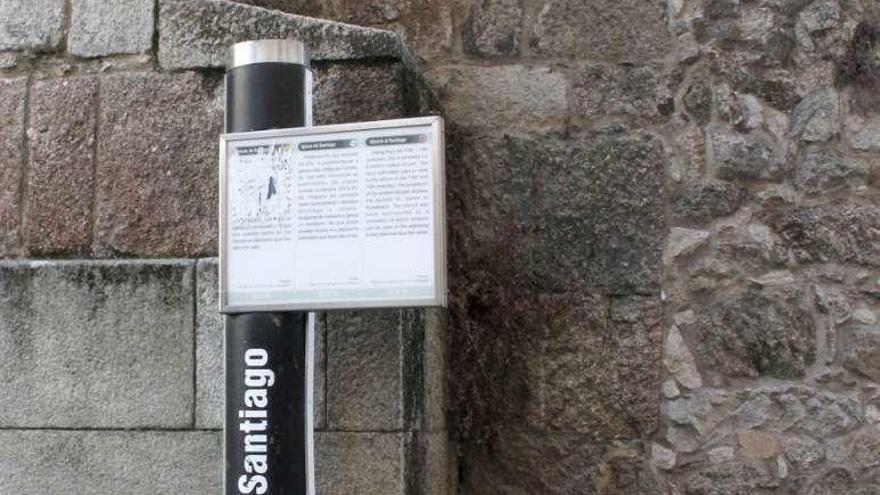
[253,0,880,492]
[2,0,879,493]
[0,1,454,494]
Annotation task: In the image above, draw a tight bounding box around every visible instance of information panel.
[219,117,446,312]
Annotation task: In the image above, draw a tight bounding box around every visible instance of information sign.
[220,116,446,312]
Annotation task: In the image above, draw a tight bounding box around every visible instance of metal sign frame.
[219,116,447,313]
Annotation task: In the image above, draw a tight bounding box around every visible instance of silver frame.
[219,116,447,314]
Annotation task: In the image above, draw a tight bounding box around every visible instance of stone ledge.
[0,259,195,428]
[0,0,65,52]
[158,0,402,70]
[0,430,221,494]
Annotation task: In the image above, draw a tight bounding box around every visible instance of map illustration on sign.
[220,117,446,312]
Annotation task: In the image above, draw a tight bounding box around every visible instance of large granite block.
[0,0,64,51]
[770,201,880,267]
[464,430,659,493]
[541,293,663,438]
[534,132,666,293]
[0,77,26,256]
[0,430,221,494]
[425,64,567,132]
[69,0,155,57]
[313,62,405,125]
[96,71,221,257]
[158,0,400,70]
[531,0,672,61]
[25,76,98,255]
[327,309,404,430]
[0,260,195,428]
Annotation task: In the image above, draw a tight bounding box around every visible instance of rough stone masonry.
[277,0,879,492]
[0,1,452,494]
[0,0,879,494]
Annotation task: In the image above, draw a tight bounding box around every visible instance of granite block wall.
[250,0,880,492]
[2,0,880,492]
[0,1,453,493]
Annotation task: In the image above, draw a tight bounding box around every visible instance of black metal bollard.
[224,39,313,495]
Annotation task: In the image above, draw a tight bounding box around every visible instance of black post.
[224,40,312,495]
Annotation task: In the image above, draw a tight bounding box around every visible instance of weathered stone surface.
[685,290,816,378]
[770,202,880,266]
[684,82,713,125]
[69,0,154,57]
[798,390,861,437]
[664,325,702,389]
[782,435,824,469]
[796,148,866,193]
[235,0,325,17]
[670,126,705,183]
[0,430,220,494]
[680,460,779,494]
[795,0,841,52]
[425,65,567,132]
[850,429,880,471]
[735,93,764,131]
[0,260,195,427]
[195,258,222,429]
[652,442,676,470]
[716,222,789,269]
[423,308,448,432]
[707,125,782,181]
[665,227,710,264]
[454,134,540,248]
[662,380,680,399]
[312,62,404,125]
[851,123,880,151]
[672,178,747,224]
[422,431,456,495]
[327,309,403,430]
[853,308,877,325]
[0,52,17,68]
[96,71,221,257]
[0,0,64,51]
[331,0,455,60]
[790,87,840,143]
[0,77,26,255]
[531,0,672,61]
[841,325,880,381]
[158,0,401,69]
[707,446,735,464]
[316,432,404,494]
[737,430,780,458]
[465,431,659,494]
[463,0,522,56]
[804,468,855,495]
[535,132,666,293]
[543,294,662,437]
[814,285,851,324]
[666,392,716,434]
[571,63,659,120]
[25,76,98,255]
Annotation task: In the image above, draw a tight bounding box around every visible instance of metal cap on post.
[223,39,315,495]
[225,39,312,134]
[229,39,310,68]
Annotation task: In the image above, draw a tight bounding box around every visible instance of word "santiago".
[238,348,275,494]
